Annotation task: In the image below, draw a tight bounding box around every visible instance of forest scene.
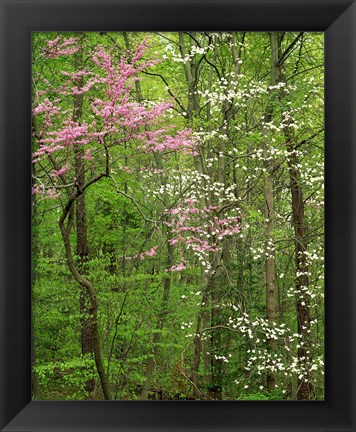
[32,31,324,401]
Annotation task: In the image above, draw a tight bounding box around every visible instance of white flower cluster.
[222,307,323,389]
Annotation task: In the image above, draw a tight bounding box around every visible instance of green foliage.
[34,356,96,400]
[32,31,324,401]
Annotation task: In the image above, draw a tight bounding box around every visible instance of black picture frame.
[1,0,355,431]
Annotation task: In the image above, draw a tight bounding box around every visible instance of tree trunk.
[208,259,224,400]
[284,128,313,400]
[262,32,279,391]
[178,32,200,121]
[72,36,96,397]
[59,194,112,400]
[277,33,313,400]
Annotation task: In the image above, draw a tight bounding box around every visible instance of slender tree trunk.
[178,32,200,121]
[190,167,212,399]
[141,333,158,400]
[72,35,96,397]
[208,257,224,400]
[75,159,95,397]
[284,125,312,400]
[262,32,279,391]
[208,241,233,400]
[191,286,209,399]
[263,150,276,391]
[192,309,203,398]
[275,33,313,400]
[59,203,113,400]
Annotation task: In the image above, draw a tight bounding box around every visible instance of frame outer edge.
[1,1,356,431]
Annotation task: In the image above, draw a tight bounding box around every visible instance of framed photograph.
[1,0,355,431]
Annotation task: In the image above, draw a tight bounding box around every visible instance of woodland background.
[32,31,324,400]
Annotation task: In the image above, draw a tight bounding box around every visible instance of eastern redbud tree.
[32,34,202,399]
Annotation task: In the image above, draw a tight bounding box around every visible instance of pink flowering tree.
[165,198,240,273]
[32,34,198,399]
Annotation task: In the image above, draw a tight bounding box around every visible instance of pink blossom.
[33,40,199,200]
[32,184,59,199]
[51,165,68,178]
[83,149,94,161]
[168,262,186,272]
[170,209,181,215]
[43,36,79,59]
[128,245,159,260]
[143,128,197,154]
[33,98,61,116]
[145,246,159,257]
[165,196,241,258]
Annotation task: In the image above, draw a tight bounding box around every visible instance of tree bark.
[289,150,312,400]
[277,33,313,400]
[59,206,113,400]
[283,125,313,400]
[72,35,96,397]
[208,259,224,400]
[178,32,200,121]
[262,32,279,391]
